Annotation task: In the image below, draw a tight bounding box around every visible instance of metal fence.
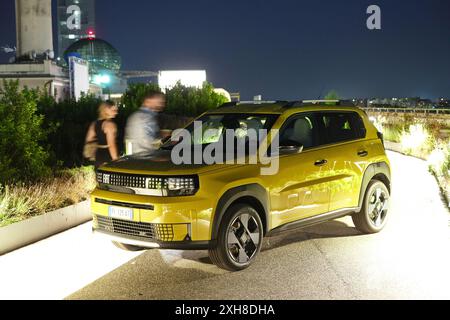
[363,107,450,115]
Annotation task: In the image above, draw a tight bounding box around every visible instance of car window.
[171,114,279,146]
[279,114,319,149]
[320,112,366,144]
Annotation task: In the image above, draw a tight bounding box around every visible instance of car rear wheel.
[209,204,263,271]
[112,241,146,251]
[352,180,390,234]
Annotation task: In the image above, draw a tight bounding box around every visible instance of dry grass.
[370,113,450,205]
[0,167,96,227]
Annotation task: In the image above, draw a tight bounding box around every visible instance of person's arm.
[103,121,119,160]
[85,122,96,143]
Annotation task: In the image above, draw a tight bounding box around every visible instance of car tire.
[209,204,264,271]
[112,241,146,251]
[352,179,390,234]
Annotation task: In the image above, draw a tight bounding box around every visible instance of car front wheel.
[209,204,264,271]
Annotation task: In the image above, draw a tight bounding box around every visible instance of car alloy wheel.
[226,213,261,264]
[368,186,389,228]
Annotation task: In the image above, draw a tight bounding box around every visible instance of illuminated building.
[57,0,96,60]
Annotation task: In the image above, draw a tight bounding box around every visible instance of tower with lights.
[57,0,96,60]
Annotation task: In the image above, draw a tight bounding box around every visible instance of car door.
[318,111,370,211]
[268,113,332,229]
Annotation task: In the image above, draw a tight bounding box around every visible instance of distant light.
[87,29,96,39]
[68,34,76,39]
[158,70,206,92]
[93,74,111,85]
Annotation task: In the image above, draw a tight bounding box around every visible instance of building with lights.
[158,70,207,92]
[1,0,190,101]
[64,37,127,95]
[0,0,103,101]
[57,0,96,60]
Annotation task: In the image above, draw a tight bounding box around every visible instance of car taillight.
[377,132,385,147]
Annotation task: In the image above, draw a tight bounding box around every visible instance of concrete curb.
[0,200,91,256]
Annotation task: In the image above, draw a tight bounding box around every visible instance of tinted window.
[320,112,366,144]
[162,113,279,149]
[279,114,320,149]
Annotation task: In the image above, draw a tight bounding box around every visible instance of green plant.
[0,80,50,184]
[120,82,161,117]
[120,81,228,118]
[37,93,101,167]
[324,90,340,101]
[400,124,434,158]
[0,166,96,227]
[165,82,228,117]
[428,142,450,178]
[383,125,403,143]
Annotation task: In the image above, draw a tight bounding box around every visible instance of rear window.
[320,112,366,144]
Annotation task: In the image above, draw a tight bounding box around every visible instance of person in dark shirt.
[85,100,119,168]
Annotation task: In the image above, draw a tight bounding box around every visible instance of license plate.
[108,206,133,221]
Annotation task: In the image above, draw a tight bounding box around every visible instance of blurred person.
[84,100,119,168]
[125,92,166,154]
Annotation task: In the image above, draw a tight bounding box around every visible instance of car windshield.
[162,113,279,149]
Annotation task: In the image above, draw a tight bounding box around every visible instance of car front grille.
[97,171,165,189]
[95,215,174,242]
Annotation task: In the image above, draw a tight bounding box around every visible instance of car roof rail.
[218,102,239,109]
[283,99,357,108]
[218,100,357,110]
[217,100,290,109]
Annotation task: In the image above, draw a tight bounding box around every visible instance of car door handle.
[314,159,328,167]
[358,150,369,157]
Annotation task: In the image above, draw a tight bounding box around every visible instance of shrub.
[428,142,450,178]
[120,82,161,117]
[165,82,228,117]
[37,94,101,167]
[120,81,228,118]
[0,80,50,184]
[383,125,403,143]
[400,124,434,158]
[0,166,96,227]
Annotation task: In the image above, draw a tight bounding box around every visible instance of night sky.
[1,0,450,100]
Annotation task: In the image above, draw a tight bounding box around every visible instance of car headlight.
[165,177,199,196]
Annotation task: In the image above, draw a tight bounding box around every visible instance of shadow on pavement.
[263,220,362,252]
[67,219,363,299]
[179,219,362,265]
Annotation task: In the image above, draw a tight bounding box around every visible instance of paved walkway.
[1,151,449,300]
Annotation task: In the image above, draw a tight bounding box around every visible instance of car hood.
[100,149,227,175]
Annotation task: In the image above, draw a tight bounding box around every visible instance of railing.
[363,107,450,115]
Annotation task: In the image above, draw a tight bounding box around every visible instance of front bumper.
[93,228,214,250]
[91,188,215,246]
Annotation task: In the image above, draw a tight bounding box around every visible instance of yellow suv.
[92,101,391,271]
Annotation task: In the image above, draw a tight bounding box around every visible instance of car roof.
[207,100,366,116]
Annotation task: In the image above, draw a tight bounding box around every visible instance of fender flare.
[211,184,269,240]
[358,162,391,210]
